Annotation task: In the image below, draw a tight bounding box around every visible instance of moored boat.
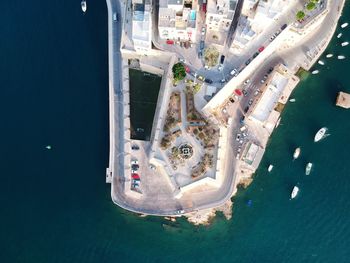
[311,70,319,74]
[314,127,327,142]
[293,147,301,160]
[318,60,325,65]
[305,162,313,175]
[338,55,346,60]
[291,186,299,199]
[326,54,333,58]
[81,0,87,13]
[337,33,343,38]
[289,98,296,102]
[268,165,273,172]
[341,41,349,47]
[46,145,52,150]
[341,22,348,28]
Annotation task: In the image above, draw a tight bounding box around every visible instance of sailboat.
[341,42,349,47]
[318,60,325,65]
[289,98,296,102]
[337,33,343,38]
[81,0,87,13]
[305,162,313,175]
[268,165,274,172]
[290,186,299,199]
[311,70,319,74]
[46,145,52,150]
[338,55,346,60]
[326,54,333,58]
[293,147,301,160]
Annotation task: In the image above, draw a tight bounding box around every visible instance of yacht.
[341,22,348,28]
[291,186,299,199]
[341,41,349,47]
[314,127,328,142]
[305,162,313,175]
[318,60,325,65]
[337,33,342,38]
[326,54,333,58]
[289,98,296,102]
[46,145,52,150]
[268,165,274,172]
[338,55,346,60]
[81,0,87,13]
[311,70,319,74]
[293,147,301,160]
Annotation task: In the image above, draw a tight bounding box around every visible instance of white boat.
[305,162,313,175]
[293,147,301,160]
[341,41,349,47]
[268,165,274,172]
[289,98,296,102]
[337,33,343,38]
[311,70,319,74]
[276,117,281,127]
[338,55,346,60]
[318,60,325,65]
[326,54,333,58]
[81,0,87,13]
[341,22,348,28]
[314,127,328,142]
[46,145,52,150]
[291,186,299,199]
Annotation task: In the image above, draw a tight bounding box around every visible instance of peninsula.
[105,0,346,222]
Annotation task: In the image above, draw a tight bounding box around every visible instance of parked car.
[258,46,265,52]
[166,39,174,45]
[218,64,223,71]
[131,164,139,170]
[248,99,253,106]
[200,40,205,50]
[229,97,235,103]
[244,106,249,113]
[131,160,138,165]
[242,89,248,96]
[204,78,213,84]
[267,67,274,74]
[201,27,206,35]
[243,79,250,85]
[230,68,238,76]
[220,78,226,83]
[220,55,225,64]
[131,145,139,150]
[281,24,287,30]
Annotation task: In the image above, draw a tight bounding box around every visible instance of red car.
[185,66,190,73]
[234,89,242,96]
[166,40,174,45]
[258,46,265,52]
[132,173,140,180]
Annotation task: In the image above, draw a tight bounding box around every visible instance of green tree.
[306,2,316,10]
[172,63,186,82]
[296,10,305,20]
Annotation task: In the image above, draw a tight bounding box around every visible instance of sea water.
[1,0,350,262]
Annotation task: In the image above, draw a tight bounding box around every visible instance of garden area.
[163,92,182,132]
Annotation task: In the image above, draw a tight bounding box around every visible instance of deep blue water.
[1,0,350,262]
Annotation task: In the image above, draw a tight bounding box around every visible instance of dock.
[336,91,350,109]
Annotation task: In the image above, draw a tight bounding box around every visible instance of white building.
[132,0,152,52]
[205,0,238,45]
[158,0,197,43]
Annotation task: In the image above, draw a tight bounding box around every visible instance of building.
[241,142,265,170]
[158,0,198,43]
[205,0,238,45]
[132,0,152,53]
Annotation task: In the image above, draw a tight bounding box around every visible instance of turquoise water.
[1,0,350,262]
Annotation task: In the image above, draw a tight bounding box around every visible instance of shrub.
[172,63,186,82]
